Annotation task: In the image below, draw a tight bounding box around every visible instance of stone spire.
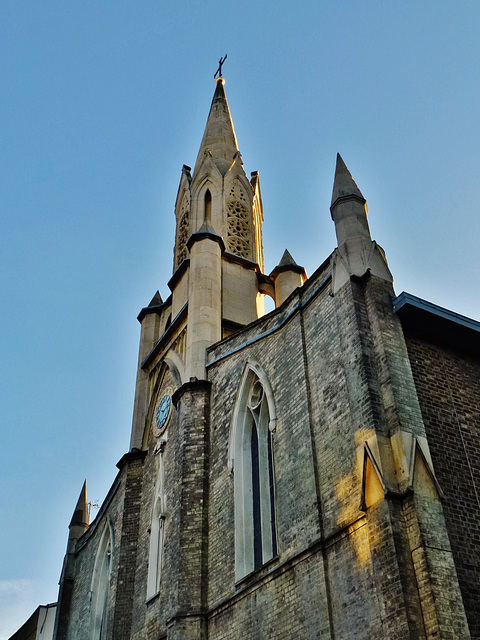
[193,77,240,177]
[330,153,371,246]
[330,154,392,292]
[278,249,298,267]
[147,290,163,307]
[331,153,366,208]
[54,480,90,638]
[69,480,89,529]
[164,76,266,381]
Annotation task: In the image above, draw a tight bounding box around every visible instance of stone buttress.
[328,154,470,637]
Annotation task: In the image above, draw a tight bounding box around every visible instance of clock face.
[155,395,171,431]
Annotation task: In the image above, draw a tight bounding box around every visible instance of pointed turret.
[330,154,392,293]
[194,217,221,238]
[270,249,307,307]
[193,77,239,177]
[132,290,170,450]
[54,481,90,639]
[148,290,163,307]
[61,481,90,584]
[169,76,264,362]
[278,249,297,267]
[330,153,371,246]
[69,480,89,530]
[331,153,366,208]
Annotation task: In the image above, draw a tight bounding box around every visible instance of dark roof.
[393,291,480,356]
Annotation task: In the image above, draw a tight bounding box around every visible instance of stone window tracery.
[175,195,189,268]
[230,366,277,580]
[226,200,251,259]
[229,184,246,202]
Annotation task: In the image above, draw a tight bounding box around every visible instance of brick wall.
[65,476,125,640]
[404,333,480,638]
[205,265,414,639]
[56,264,475,639]
[131,366,179,640]
[113,451,146,639]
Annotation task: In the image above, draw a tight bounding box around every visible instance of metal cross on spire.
[214,54,227,79]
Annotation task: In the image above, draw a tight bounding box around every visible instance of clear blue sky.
[1,2,479,636]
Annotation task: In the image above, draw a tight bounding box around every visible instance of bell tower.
[130,75,265,448]
[172,77,264,273]
[127,75,269,637]
[169,75,265,379]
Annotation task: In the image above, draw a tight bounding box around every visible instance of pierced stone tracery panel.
[226,200,251,259]
[229,183,246,203]
[175,195,190,268]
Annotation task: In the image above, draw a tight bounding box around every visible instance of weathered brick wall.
[207,551,330,640]
[205,264,407,639]
[65,475,125,640]
[113,451,146,640]
[56,262,474,638]
[301,272,423,637]
[169,379,210,636]
[130,366,179,640]
[352,277,469,636]
[301,273,366,534]
[129,367,210,639]
[404,334,480,638]
[206,270,323,612]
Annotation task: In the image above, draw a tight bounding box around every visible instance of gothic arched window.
[175,193,189,269]
[90,524,113,640]
[147,442,166,599]
[229,365,278,580]
[204,189,212,221]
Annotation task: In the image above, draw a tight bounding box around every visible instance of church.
[50,74,480,639]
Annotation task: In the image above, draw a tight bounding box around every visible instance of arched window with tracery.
[147,441,166,599]
[229,364,278,580]
[90,524,113,640]
[175,192,190,269]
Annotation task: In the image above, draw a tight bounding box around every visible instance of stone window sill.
[146,591,160,606]
[234,555,279,591]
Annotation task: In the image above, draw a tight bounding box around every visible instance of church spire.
[331,153,366,208]
[193,77,239,177]
[166,73,266,380]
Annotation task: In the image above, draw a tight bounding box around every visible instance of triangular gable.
[361,442,386,510]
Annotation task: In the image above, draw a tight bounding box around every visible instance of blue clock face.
[156,395,171,430]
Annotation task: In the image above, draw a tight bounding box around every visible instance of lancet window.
[90,524,113,640]
[230,366,277,580]
[204,189,212,221]
[147,442,167,599]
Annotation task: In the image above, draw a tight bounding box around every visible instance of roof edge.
[393,292,480,334]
